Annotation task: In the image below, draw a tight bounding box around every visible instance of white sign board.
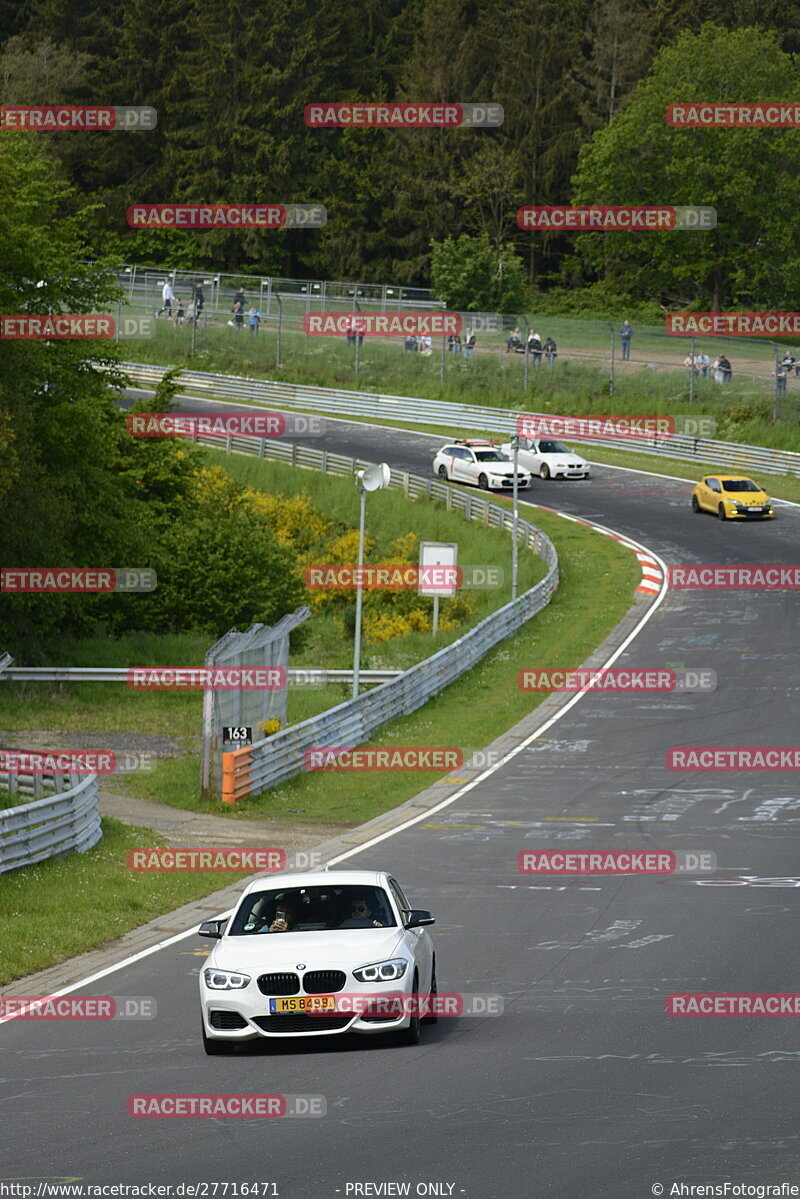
[418,541,458,598]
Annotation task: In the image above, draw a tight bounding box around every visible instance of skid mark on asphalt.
[532,920,676,951]
[523,1051,800,1067]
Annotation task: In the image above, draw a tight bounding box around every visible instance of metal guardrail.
[160,430,557,801]
[2,668,400,686]
[0,771,102,873]
[1,426,558,805]
[121,362,800,480]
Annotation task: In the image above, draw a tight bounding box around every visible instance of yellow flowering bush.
[244,489,329,549]
[362,611,414,643]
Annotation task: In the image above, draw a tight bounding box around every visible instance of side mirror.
[405,909,435,929]
[198,920,224,939]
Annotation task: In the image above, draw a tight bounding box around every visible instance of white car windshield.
[474,450,509,462]
[229,885,397,934]
[537,440,571,454]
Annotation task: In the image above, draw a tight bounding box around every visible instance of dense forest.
[3,0,800,306]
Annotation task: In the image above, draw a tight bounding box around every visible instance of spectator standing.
[620,320,633,360]
[248,306,261,334]
[543,336,557,367]
[232,299,244,330]
[527,329,542,364]
[683,352,698,377]
[712,356,723,384]
[355,316,366,348]
[344,316,355,346]
[718,354,732,383]
[464,329,476,359]
[233,286,246,312]
[696,351,710,378]
[452,330,462,354]
[186,298,198,326]
[174,297,185,326]
[777,363,788,393]
[155,278,175,318]
[193,282,205,315]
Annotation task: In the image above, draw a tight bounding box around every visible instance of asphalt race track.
[3,394,800,1197]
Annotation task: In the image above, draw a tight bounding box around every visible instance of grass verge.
[133,500,640,821]
[0,504,639,983]
[0,816,252,986]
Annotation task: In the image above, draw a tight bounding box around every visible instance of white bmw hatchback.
[198,869,437,1052]
[499,437,590,480]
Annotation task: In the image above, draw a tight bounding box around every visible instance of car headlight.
[203,968,251,990]
[353,959,408,983]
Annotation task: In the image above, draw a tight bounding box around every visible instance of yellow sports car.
[691,474,774,520]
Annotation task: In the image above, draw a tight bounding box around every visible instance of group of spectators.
[150,289,797,390]
[154,279,261,332]
[228,285,261,332]
[682,351,733,383]
[403,330,477,357]
[154,278,205,326]
[506,327,558,365]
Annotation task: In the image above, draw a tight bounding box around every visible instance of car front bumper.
[200,981,420,1040]
[487,477,531,489]
[726,507,774,518]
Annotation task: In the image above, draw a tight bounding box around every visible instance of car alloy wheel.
[437,465,449,480]
[540,464,550,479]
[718,503,727,521]
[691,496,700,513]
[477,473,488,489]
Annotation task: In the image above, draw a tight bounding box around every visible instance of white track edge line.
[1,514,669,1010]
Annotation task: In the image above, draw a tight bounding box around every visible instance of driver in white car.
[339,895,384,928]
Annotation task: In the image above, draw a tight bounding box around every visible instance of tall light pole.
[275,293,282,369]
[352,463,391,699]
[510,434,520,600]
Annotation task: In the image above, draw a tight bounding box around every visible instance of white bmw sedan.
[198,870,437,1052]
[500,437,590,480]
[433,440,531,490]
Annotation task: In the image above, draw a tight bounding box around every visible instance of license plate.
[269,995,335,1014]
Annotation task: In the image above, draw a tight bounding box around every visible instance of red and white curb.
[615,541,663,594]
[534,507,666,597]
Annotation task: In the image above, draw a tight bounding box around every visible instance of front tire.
[395,974,421,1046]
[540,464,550,479]
[202,1018,235,1055]
[691,496,700,513]
[718,503,727,521]
[422,961,438,1024]
[477,473,489,489]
